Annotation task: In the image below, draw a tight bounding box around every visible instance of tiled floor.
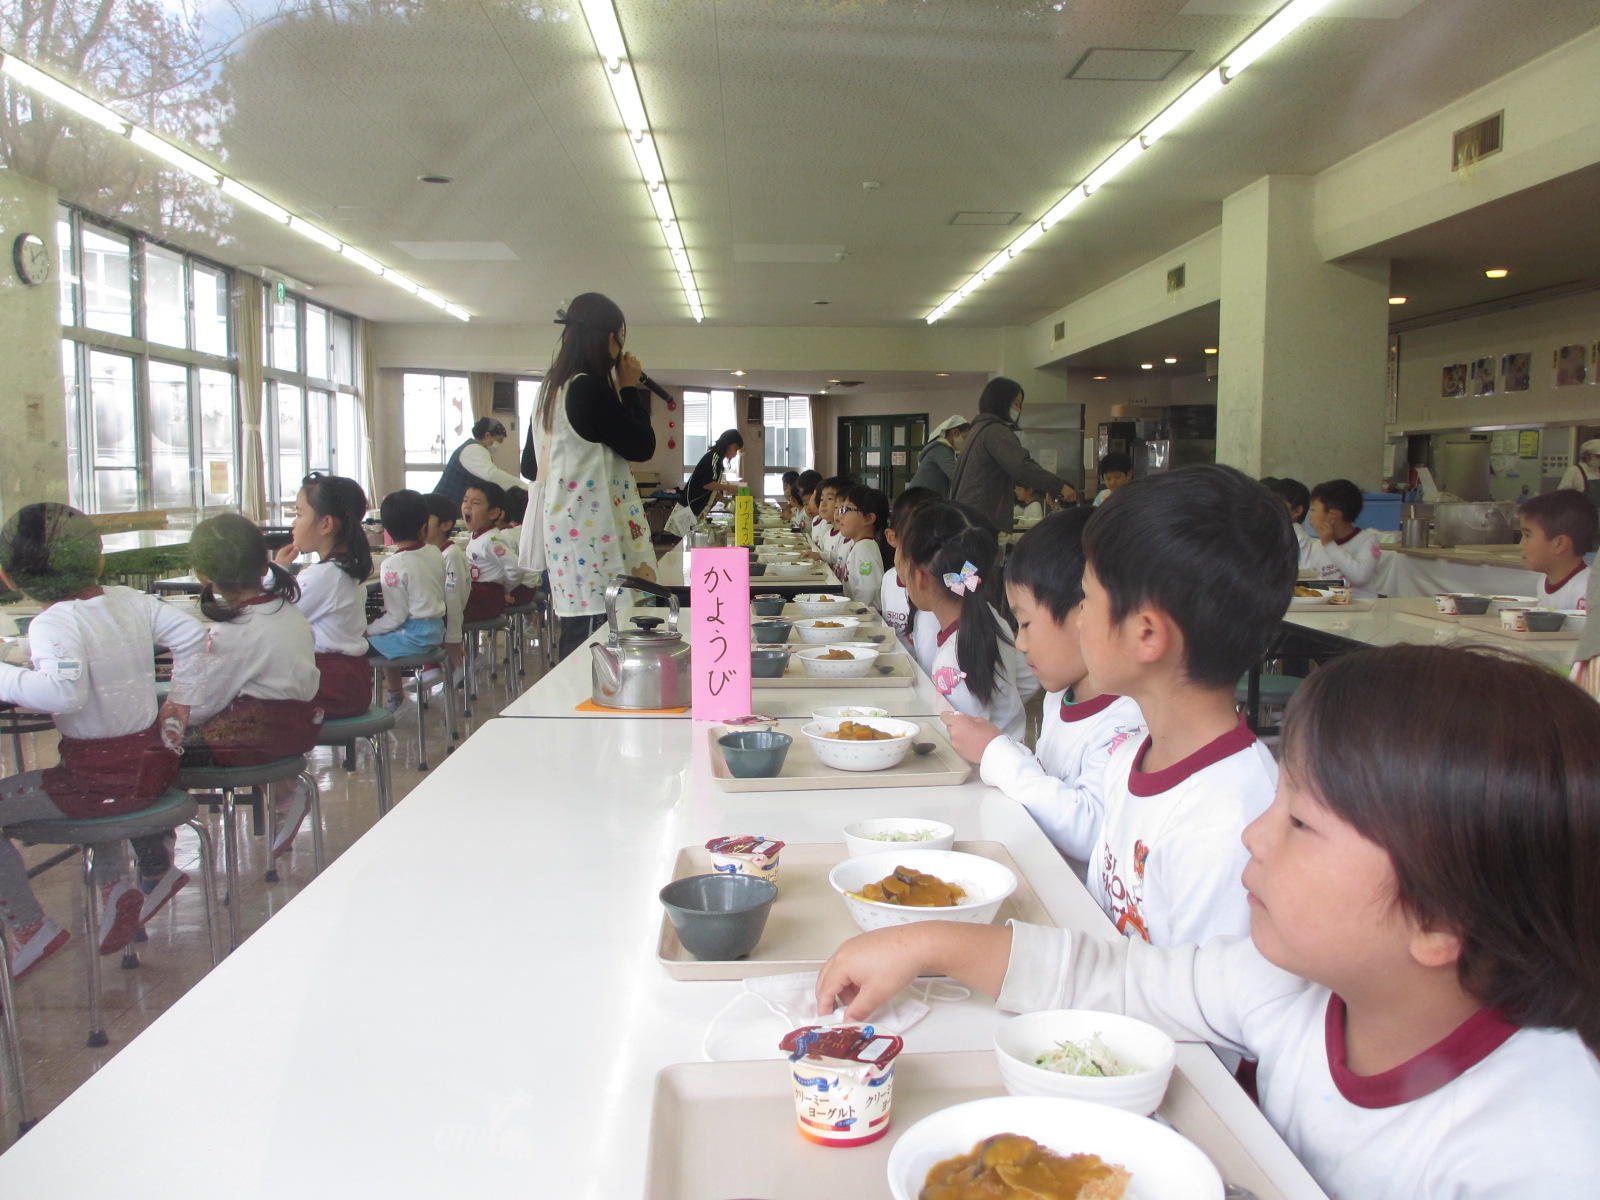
[0,643,544,1148]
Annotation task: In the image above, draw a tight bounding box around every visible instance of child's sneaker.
[271,779,313,860]
[97,881,143,955]
[417,666,443,687]
[383,689,405,713]
[8,917,69,981]
[138,867,190,924]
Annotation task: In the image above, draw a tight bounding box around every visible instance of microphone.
[636,372,673,403]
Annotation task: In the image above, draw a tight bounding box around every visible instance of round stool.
[502,601,538,680]
[176,755,317,951]
[317,707,396,819]
[366,648,458,765]
[461,617,514,714]
[5,789,218,1052]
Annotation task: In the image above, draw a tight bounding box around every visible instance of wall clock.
[12,233,50,287]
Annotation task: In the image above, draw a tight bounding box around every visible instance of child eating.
[818,644,1600,1198]
[1092,452,1132,507]
[941,509,1144,863]
[1517,488,1594,609]
[1305,478,1382,598]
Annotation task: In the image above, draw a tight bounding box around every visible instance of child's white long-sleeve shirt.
[292,559,369,656]
[1303,527,1383,597]
[366,545,446,635]
[839,538,883,607]
[998,927,1600,1200]
[879,567,911,637]
[466,529,509,588]
[1535,562,1588,610]
[0,586,207,736]
[491,528,527,589]
[913,606,1027,740]
[440,543,468,644]
[186,597,321,724]
[980,691,1145,861]
[1090,716,1276,946]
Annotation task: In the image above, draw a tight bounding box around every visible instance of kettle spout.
[591,643,622,691]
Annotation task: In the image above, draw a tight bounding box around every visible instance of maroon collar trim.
[935,619,961,648]
[1324,994,1518,1108]
[234,593,280,609]
[1127,714,1256,796]
[1060,691,1120,723]
[1544,563,1587,595]
[392,540,424,553]
[1334,527,1363,547]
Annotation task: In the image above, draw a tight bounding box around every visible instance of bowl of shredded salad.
[843,818,956,856]
[994,1010,1177,1114]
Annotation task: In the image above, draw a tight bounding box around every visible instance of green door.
[837,414,927,496]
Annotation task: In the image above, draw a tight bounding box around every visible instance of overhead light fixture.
[1092,375,1109,380]
[1140,363,1154,370]
[0,50,472,320]
[926,1,1328,323]
[1163,356,1178,364]
[732,370,747,377]
[1484,268,1509,279]
[935,372,950,377]
[1388,296,1408,305]
[579,0,703,322]
[1203,347,1219,355]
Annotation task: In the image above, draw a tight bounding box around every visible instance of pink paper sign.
[691,548,753,720]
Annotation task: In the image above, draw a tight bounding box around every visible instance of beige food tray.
[1395,597,1581,639]
[657,840,1045,981]
[646,1049,1289,1200]
[751,652,915,689]
[774,601,877,620]
[708,719,965,790]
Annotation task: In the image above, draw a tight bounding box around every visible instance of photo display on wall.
[1441,363,1467,399]
[1470,357,1495,397]
[1555,344,1589,387]
[1501,352,1531,392]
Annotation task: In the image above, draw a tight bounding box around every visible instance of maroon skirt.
[188,697,323,768]
[314,652,374,719]
[508,584,538,607]
[463,581,506,623]
[44,723,179,819]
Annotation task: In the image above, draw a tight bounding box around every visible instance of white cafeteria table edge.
[500,606,949,719]
[0,723,1326,1198]
[1281,597,1578,673]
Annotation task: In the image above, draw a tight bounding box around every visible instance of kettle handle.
[615,574,681,635]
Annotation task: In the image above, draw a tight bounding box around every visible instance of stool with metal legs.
[5,789,218,1048]
[316,706,397,818]
[502,601,538,680]
[460,617,513,716]
[365,647,458,766]
[0,916,29,1135]
[175,756,318,952]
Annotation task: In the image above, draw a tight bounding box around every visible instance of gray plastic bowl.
[751,596,786,616]
[660,873,778,960]
[752,619,793,645]
[750,649,791,678]
[1455,595,1492,615]
[748,562,767,576]
[717,729,793,776]
[1525,610,1566,632]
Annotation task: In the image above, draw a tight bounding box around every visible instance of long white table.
[1373,546,1539,599]
[1281,597,1577,673]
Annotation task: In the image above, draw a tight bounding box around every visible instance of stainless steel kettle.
[590,576,692,710]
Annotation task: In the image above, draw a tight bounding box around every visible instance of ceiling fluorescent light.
[128,126,220,184]
[339,244,384,274]
[1008,221,1046,256]
[1140,69,1225,146]
[416,288,449,309]
[1084,139,1143,194]
[0,53,128,133]
[578,0,629,71]
[444,303,471,322]
[383,268,420,294]
[1222,0,1334,80]
[220,177,290,223]
[1041,187,1088,231]
[287,215,341,251]
[979,251,1011,282]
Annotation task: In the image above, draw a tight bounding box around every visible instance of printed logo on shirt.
[859,561,873,575]
[383,570,399,586]
[493,542,506,557]
[1100,845,1150,942]
[470,564,482,581]
[49,658,82,681]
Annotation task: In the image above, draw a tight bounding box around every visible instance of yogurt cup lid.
[706,835,785,858]
[780,1024,902,1067]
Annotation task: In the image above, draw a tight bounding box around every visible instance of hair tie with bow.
[944,560,981,595]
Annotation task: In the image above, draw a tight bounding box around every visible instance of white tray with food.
[751,648,916,689]
[656,841,1044,980]
[707,718,967,789]
[644,1049,1288,1200]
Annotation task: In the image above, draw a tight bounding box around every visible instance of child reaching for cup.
[818,644,1600,1199]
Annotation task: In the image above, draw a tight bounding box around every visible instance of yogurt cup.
[1434,594,1461,615]
[1326,585,1352,605]
[780,1025,903,1147]
[705,835,784,885]
[1500,608,1531,632]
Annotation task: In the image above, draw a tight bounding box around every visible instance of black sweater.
[521,374,655,479]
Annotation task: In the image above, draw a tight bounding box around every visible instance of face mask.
[1010,404,1023,425]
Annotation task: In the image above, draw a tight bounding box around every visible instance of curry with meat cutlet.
[922,1133,1130,1200]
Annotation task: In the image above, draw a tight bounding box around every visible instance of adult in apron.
[519,293,657,662]
[1558,439,1600,513]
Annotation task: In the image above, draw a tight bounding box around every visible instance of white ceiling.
[3,0,1599,335]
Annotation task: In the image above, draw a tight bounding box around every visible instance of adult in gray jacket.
[906,415,971,497]
[948,377,1076,529]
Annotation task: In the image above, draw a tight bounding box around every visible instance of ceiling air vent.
[951,212,1019,226]
[1167,264,1186,295]
[1053,321,1066,343]
[1452,112,1503,172]
[1066,48,1190,82]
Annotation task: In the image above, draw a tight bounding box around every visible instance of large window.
[402,371,471,492]
[58,205,240,518]
[263,296,364,523]
[681,388,739,484]
[763,395,814,497]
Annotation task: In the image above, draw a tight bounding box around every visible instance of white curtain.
[235,275,266,520]
[356,318,380,503]
[468,372,495,424]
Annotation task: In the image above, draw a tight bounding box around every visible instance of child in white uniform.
[1305,478,1383,598]
[878,488,937,641]
[461,482,509,623]
[1517,488,1595,610]
[941,509,1144,866]
[423,494,469,680]
[0,504,206,974]
[897,500,1028,740]
[819,644,1600,1200]
[368,490,447,710]
[275,473,374,718]
[1262,477,1313,569]
[834,484,889,608]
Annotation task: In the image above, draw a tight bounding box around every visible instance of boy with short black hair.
[941,509,1144,863]
[461,481,509,623]
[1305,477,1382,598]
[879,486,938,637]
[422,492,468,678]
[1093,452,1133,507]
[807,475,856,571]
[1519,489,1596,610]
[1261,476,1312,566]
[368,489,447,710]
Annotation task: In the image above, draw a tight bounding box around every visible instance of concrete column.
[1217,175,1390,487]
[0,170,69,519]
